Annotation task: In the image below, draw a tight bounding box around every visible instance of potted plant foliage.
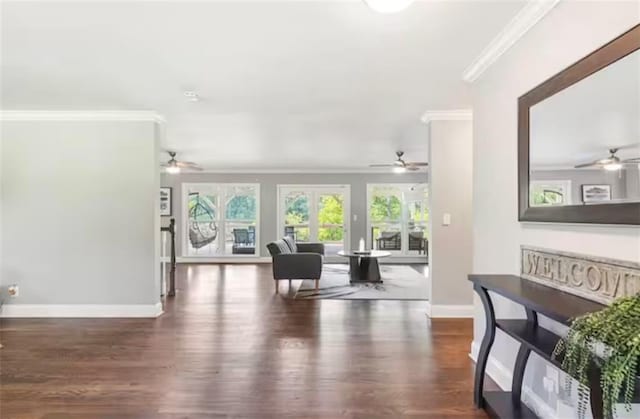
[553,294,640,418]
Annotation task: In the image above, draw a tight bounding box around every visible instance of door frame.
[276,184,351,262]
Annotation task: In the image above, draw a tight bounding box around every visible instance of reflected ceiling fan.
[161,151,203,174]
[369,151,428,173]
[574,147,640,171]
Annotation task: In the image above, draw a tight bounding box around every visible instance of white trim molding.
[0,110,166,123]
[425,303,474,318]
[0,302,163,318]
[185,168,427,174]
[462,0,561,83]
[420,109,473,125]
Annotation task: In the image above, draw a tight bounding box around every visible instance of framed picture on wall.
[582,184,611,203]
[160,187,172,216]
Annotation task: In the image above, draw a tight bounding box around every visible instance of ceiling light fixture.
[183,91,200,102]
[165,161,181,174]
[604,163,623,171]
[364,0,414,13]
[393,166,407,174]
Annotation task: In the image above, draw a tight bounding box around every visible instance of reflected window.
[530,181,570,206]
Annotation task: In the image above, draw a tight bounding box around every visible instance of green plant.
[552,293,640,418]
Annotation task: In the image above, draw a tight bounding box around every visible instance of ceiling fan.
[369,151,428,173]
[161,151,203,174]
[574,147,640,171]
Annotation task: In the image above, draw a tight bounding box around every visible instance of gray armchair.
[266,236,325,294]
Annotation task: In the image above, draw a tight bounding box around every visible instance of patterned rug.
[293,264,429,300]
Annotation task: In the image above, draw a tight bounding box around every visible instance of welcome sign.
[521,246,640,305]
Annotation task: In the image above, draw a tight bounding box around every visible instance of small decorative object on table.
[553,293,640,418]
[354,237,371,255]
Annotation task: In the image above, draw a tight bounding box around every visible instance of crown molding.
[462,0,560,83]
[0,110,166,123]
[420,109,472,125]
[163,168,429,175]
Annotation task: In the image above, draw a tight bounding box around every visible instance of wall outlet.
[7,284,19,297]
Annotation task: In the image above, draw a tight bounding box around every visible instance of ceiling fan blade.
[176,161,197,167]
[369,164,395,167]
[176,161,203,170]
[622,157,640,163]
[407,162,429,167]
[575,157,617,168]
[574,161,600,169]
[160,163,170,168]
[407,166,422,171]
[610,144,640,152]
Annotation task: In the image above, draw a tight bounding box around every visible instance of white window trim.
[181,182,261,258]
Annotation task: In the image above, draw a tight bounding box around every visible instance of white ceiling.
[1,0,526,171]
[530,49,640,169]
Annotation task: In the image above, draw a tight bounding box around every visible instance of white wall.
[428,119,474,309]
[471,1,640,417]
[0,118,162,316]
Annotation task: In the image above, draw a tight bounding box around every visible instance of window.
[184,183,259,257]
[530,180,571,206]
[278,185,350,258]
[367,184,428,256]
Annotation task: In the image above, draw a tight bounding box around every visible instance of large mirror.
[519,24,640,224]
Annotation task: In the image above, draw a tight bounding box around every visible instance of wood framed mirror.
[518,24,640,225]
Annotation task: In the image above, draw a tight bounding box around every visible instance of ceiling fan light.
[604,163,622,171]
[165,165,181,174]
[364,0,414,13]
[393,166,407,174]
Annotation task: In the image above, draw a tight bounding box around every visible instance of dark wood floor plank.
[1,264,487,418]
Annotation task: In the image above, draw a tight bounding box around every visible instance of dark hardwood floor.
[0,264,488,418]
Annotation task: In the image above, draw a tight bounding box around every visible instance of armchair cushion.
[282,236,297,253]
[266,240,292,256]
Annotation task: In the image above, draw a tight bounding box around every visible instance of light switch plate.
[443,213,451,226]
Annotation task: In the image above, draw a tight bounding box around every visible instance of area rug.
[293,264,428,300]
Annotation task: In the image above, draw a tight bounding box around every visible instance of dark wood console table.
[469,274,639,419]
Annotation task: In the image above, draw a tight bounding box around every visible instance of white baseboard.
[176,256,271,264]
[0,302,164,318]
[426,302,474,318]
[469,341,558,419]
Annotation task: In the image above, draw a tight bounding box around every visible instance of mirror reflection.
[529,49,640,207]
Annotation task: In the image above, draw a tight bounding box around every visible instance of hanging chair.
[188,193,218,249]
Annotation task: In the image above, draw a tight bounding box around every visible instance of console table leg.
[512,309,537,404]
[511,345,530,403]
[474,284,496,408]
